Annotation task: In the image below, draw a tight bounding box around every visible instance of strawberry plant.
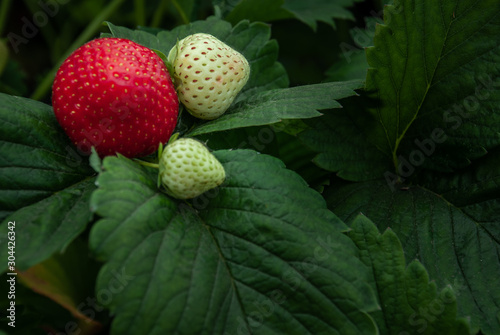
[0,0,499,334]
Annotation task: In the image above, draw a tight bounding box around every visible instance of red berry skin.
[52,37,179,158]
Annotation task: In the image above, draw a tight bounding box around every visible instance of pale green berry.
[168,33,250,120]
[159,138,225,199]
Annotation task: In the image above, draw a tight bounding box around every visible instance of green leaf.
[106,17,288,99]
[307,0,500,182]
[349,215,470,335]
[194,125,280,157]
[325,51,369,82]
[282,0,362,30]
[366,0,500,173]
[219,0,362,31]
[299,93,392,181]
[215,0,291,23]
[325,17,380,82]
[275,131,331,190]
[327,180,500,334]
[415,148,500,208]
[0,93,95,270]
[89,150,378,335]
[0,93,93,220]
[0,178,96,271]
[188,80,363,136]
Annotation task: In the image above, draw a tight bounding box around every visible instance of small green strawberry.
[168,33,250,120]
[159,137,225,199]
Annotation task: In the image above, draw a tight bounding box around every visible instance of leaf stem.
[151,0,168,28]
[30,0,126,101]
[374,0,385,12]
[22,0,57,53]
[0,0,12,37]
[134,0,146,27]
[172,0,189,24]
[134,159,160,169]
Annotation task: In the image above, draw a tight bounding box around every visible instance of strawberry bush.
[0,0,499,334]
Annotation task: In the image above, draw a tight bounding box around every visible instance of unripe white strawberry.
[159,138,226,199]
[168,33,250,120]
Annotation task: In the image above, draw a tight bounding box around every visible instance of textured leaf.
[299,94,392,181]
[327,181,500,334]
[0,93,93,220]
[188,80,363,136]
[194,125,280,156]
[282,0,362,30]
[0,93,96,271]
[0,178,96,271]
[304,0,500,182]
[325,17,380,82]
[416,148,500,208]
[325,51,368,82]
[218,0,291,24]
[366,0,500,173]
[219,0,362,30]
[275,131,331,190]
[349,215,469,335]
[89,150,378,335]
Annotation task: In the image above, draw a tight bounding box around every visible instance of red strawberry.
[52,37,179,158]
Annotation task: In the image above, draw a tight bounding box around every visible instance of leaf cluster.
[1,0,499,334]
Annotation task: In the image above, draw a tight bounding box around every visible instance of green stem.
[23,0,58,52]
[0,0,12,37]
[30,0,126,101]
[134,0,146,26]
[151,0,168,28]
[375,0,385,12]
[172,0,189,24]
[134,160,160,169]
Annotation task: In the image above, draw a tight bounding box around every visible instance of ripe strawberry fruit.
[52,37,179,158]
[159,138,225,199]
[167,33,250,120]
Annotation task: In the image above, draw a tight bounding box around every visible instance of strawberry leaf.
[348,215,470,334]
[327,180,500,334]
[369,0,500,172]
[217,0,363,31]
[188,80,363,136]
[415,148,500,207]
[89,150,379,335]
[281,0,363,30]
[302,0,500,181]
[0,93,96,271]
